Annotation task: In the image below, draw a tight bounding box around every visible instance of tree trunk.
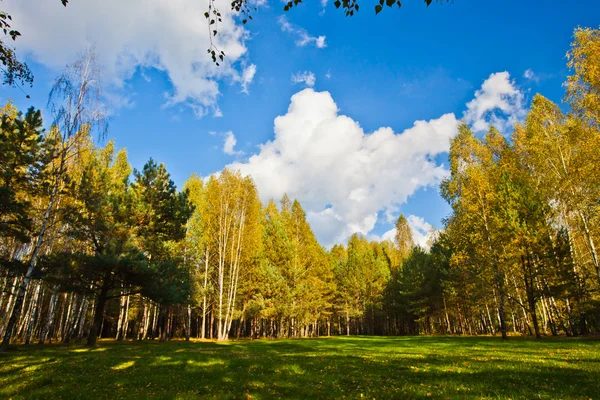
[25,284,42,345]
[39,286,59,344]
[201,247,210,339]
[186,305,191,341]
[522,254,541,339]
[443,292,452,334]
[87,271,112,346]
[0,276,19,333]
[158,306,168,342]
[116,290,126,340]
[480,197,506,340]
[578,211,600,286]
[151,303,158,340]
[345,302,350,336]
[209,306,214,340]
[139,300,148,340]
[1,163,61,351]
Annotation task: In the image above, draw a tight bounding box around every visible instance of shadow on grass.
[1,336,599,399]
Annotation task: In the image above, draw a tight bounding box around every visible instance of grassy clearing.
[1,336,599,399]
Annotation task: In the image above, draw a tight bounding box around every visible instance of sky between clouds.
[2,0,597,248]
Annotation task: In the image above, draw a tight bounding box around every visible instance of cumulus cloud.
[291,71,316,87]
[225,72,526,246]
[407,215,435,248]
[380,228,396,242]
[228,89,458,246]
[278,16,327,49]
[223,131,243,155]
[463,72,526,133]
[5,0,252,116]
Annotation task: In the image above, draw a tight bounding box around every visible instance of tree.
[248,199,293,337]
[36,137,155,346]
[441,124,509,339]
[397,247,442,334]
[0,103,56,345]
[184,173,219,340]
[75,142,149,346]
[0,48,105,351]
[516,95,600,287]
[512,94,600,335]
[566,27,600,127]
[395,214,414,265]
[202,169,261,341]
[131,159,193,342]
[0,103,48,245]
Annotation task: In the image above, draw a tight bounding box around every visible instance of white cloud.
[291,71,316,87]
[314,36,327,49]
[325,70,332,79]
[319,0,328,15]
[223,131,243,155]
[238,64,257,94]
[407,215,435,248]
[278,16,327,49]
[463,72,525,133]
[227,89,458,246]
[220,71,526,247]
[380,228,396,242]
[6,0,252,116]
[141,71,152,83]
[523,68,540,83]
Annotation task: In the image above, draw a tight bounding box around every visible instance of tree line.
[1,27,600,349]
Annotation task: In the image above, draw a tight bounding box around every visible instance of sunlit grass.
[1,336,599,399]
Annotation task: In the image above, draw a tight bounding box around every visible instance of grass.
[1,336,599,399]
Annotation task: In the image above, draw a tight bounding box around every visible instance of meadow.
[1,336,599,399]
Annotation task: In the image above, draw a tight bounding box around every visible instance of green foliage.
[40,250,151,297]
[397,246,445,325]
[132,159,192,259]
[0,103,50,243]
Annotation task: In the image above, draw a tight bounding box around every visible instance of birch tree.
[207,169,261,341]
[1,49,106,350]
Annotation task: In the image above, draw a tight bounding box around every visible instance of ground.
[1,336,599,399]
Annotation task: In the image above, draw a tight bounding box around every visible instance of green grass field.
[1,336,599,399]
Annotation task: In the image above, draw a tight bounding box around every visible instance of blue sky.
[2,0,598,247]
